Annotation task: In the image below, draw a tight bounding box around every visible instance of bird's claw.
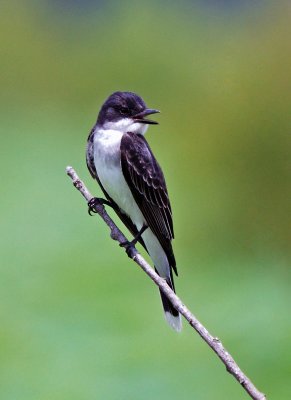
[119,241,136,258]
[88,198,101,216]
[88,197,118,215]
[119,225,148,257]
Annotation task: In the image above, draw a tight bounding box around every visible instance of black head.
[97,91,159,127]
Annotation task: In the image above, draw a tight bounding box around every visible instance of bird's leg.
[120,225,148,257]
[88,197,118,215]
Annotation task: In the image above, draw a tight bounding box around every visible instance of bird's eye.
[120,106,129,115]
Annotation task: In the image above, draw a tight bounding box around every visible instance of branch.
[66,166,266,400]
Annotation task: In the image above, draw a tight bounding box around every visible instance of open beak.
[133,108,160,125]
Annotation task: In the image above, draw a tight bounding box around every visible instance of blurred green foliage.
[0,1,290,399]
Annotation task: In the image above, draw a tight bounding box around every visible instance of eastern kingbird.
[86,91,181,331]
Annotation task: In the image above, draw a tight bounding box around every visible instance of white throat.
[103,118,148,136]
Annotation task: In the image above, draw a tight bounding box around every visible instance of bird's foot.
[119,225,148,257]
[119,241,136,258]
[88,197,115,216]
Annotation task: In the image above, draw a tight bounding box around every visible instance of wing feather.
[120,132,177,274]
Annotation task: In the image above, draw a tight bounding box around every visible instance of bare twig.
[66,165,266,400]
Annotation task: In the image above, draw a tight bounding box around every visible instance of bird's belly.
[94,134,145,228]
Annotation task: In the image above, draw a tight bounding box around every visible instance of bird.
[86,91,181,331]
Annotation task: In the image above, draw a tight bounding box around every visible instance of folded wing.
[120,132,177,275]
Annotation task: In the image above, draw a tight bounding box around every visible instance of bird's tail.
[155,269,182,332]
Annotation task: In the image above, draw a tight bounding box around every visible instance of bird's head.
[97,91,160,135]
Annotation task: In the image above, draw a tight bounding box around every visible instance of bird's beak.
[133,109,160,125]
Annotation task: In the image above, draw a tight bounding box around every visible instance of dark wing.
[86,128,147,249]
[120,132,177,275]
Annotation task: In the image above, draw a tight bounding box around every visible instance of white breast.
[93,128,145,228]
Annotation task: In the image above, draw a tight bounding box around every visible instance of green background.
[1,1,290,399]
